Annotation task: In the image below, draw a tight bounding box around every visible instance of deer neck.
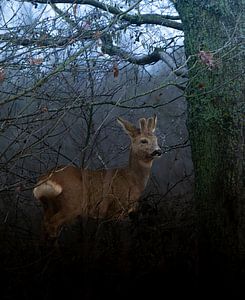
[128,149,152,190]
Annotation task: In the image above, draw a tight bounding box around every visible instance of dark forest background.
[0,0,244,298]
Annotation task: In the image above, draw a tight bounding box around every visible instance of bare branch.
[16,0,183,31]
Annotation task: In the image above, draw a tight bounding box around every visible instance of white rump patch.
[33,180,62,199]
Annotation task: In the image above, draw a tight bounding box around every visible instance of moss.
[175,0,244,275]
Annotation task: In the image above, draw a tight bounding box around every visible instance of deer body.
[33,116,161,238]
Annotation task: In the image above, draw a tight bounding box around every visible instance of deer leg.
[40,199,59,240]
[45,209,81,239]
[44,211,67,238]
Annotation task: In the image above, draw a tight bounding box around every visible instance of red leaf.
[73,3,78,17]
[0,67,5,82]
[198,82,205,89]
[40,106,48,112]
[113,64,119,78]
[29,57,43,65]
[198,50,215,70]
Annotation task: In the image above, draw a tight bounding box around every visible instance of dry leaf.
[0,67,5,82]
[93,31,102,39]
[198,50,215,70]
[16,185,21,193]
[29,57,43,65]
[113,64,119,78]
[40,106,48,112]
[73,3,78,17]
[198,82,205,89]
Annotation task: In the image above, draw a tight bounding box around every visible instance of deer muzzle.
[151,149,162,157]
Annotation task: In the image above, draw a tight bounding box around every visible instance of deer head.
[117,115,162,163]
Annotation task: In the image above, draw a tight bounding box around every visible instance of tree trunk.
[175,0,245,279]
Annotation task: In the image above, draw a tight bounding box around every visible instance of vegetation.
[0,0,244,298]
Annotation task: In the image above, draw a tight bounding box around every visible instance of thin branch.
[16,0,183,31]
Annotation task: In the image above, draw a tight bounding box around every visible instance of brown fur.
[33,116,161,238]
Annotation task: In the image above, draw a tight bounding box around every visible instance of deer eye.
[140,139,148,144]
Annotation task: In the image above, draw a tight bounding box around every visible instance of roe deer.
[33,115,162,238]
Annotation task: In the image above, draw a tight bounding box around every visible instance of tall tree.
[174,0,245,278]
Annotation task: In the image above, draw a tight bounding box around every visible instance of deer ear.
[153,114,157,131]
[147,114,157,132]
[117,117,138,138]
[139,118,147,133]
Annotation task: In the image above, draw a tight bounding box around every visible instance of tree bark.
[175,0,245,279]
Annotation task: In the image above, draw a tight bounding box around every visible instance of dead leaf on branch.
[0,67,5,82]
[198,50,216,70]
[73,3,78,17]
[93,31,102,39]
[113,63,119,78]
[29,57,44,65]
[15,185,22,193]
[40,106,48,112]
[198,82,205,89]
